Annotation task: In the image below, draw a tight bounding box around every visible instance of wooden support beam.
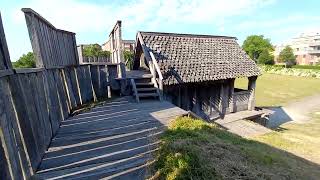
[248,76,257,110]
[219,82,229,118]
[229,78,235,113]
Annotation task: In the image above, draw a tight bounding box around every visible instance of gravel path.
[267,94,320,128]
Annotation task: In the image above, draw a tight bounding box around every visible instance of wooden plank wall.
[1,65,112,179]
[22,8,78,68]
[0,9,118,179]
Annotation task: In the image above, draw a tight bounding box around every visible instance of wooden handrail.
[149,52,164,98]
[130,79,139,103]
[149,52,163,80]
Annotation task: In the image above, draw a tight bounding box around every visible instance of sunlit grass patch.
[151,117,320,179]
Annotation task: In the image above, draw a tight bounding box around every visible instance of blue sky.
[1,0,320,61]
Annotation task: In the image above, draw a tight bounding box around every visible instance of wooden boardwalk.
[214,110,272,137]
[35,98,187,179]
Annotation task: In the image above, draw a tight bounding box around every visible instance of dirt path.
[267,94,320,128]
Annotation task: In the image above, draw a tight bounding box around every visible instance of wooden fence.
[83,56,111,63]
[0,10,121,179]
[22,8,79,68]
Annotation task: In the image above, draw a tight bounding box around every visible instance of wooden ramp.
[214,110,272,137]
[34,98,187,180]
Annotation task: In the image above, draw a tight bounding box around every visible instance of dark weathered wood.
[229,79,235,113]
[44,70,63,133]
[248,76,257,110]
[0,137,11,180]
[8,74,41,172]
[53,69,69,119]
[22,8,78,68]
[14,67,45,74]
[0,13,12,70]
[0,69,13,77]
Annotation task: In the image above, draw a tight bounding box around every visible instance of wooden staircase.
[130,74,161,103]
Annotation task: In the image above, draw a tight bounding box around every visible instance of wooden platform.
[214,110,273,137]
[34,98,187,179]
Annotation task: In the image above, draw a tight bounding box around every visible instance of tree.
[257,49,274,65]
[242,35,273,61]
[278,46,296,66]
[83,44,110,57]
[124,51,134,70]
[13,52,36,68]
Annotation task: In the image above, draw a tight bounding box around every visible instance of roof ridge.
[138,31,237,40]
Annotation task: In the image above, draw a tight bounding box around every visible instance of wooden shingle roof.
[136,31,260,85]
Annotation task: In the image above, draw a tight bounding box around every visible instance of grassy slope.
[235,73,320,107]
[153,73,320,179]
[153,117,320,180]
[252,111,320,165]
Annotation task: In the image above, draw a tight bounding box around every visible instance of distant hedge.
[292,65,320,70]
[260,65,320,78]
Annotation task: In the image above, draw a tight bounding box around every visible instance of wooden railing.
[0,9,122,180]
[22,8,79,68]
[233,90,250,111]
[149,51,163,100]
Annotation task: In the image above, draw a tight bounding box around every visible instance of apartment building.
[102,39,136,52]
[274,32,320,65]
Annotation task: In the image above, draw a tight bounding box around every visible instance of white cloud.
[11,0,276,33]
[6,0,275,60]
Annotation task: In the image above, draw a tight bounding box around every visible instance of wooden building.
[134,32,260,120]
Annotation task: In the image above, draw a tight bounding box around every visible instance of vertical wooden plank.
[43,70,62,133]
[19,74,47,156]
[8,74,40,172]
[72,34,79,65]
[68,67,81,105]
[0,137,11,180]
[0,13,12,69]
[0,77,24,179]
[248,76,257,111]
[100,65,108,98]
[53,69,69,119]
[76,65,94,103]
[229,79,235,113]
[61,68,77,110]
[90,65,101,98]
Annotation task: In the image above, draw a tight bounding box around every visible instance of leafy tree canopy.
[13,52,36,68]
[278,45,296,65]
[124,50,134,70]
[258,49,274,65]
[242,35,274,61]
[83,44,110,57]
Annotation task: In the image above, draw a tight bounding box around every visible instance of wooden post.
[229,78,235,113]
[219,82,228,118]
[78,45,84,64]
[248,76,257,110]
[0,12,12,69]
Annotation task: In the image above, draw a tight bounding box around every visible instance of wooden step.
[137,87,157,92]
[137,93,159,98]
[135,82,154,86]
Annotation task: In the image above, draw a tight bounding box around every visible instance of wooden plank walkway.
[214,110,273,137]
[34,97,187,179]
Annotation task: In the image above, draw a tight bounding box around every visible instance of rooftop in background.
[135,31,260,85]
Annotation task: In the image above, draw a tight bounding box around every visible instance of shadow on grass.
[152,117,320,180]
[259,106,293,129]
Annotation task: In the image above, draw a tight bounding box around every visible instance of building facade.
[102,39,136,52]
[274,32,320,65]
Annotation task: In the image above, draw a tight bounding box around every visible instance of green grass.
[253,111,320,165]
[235,73,320,107]
[152,117,320,180]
